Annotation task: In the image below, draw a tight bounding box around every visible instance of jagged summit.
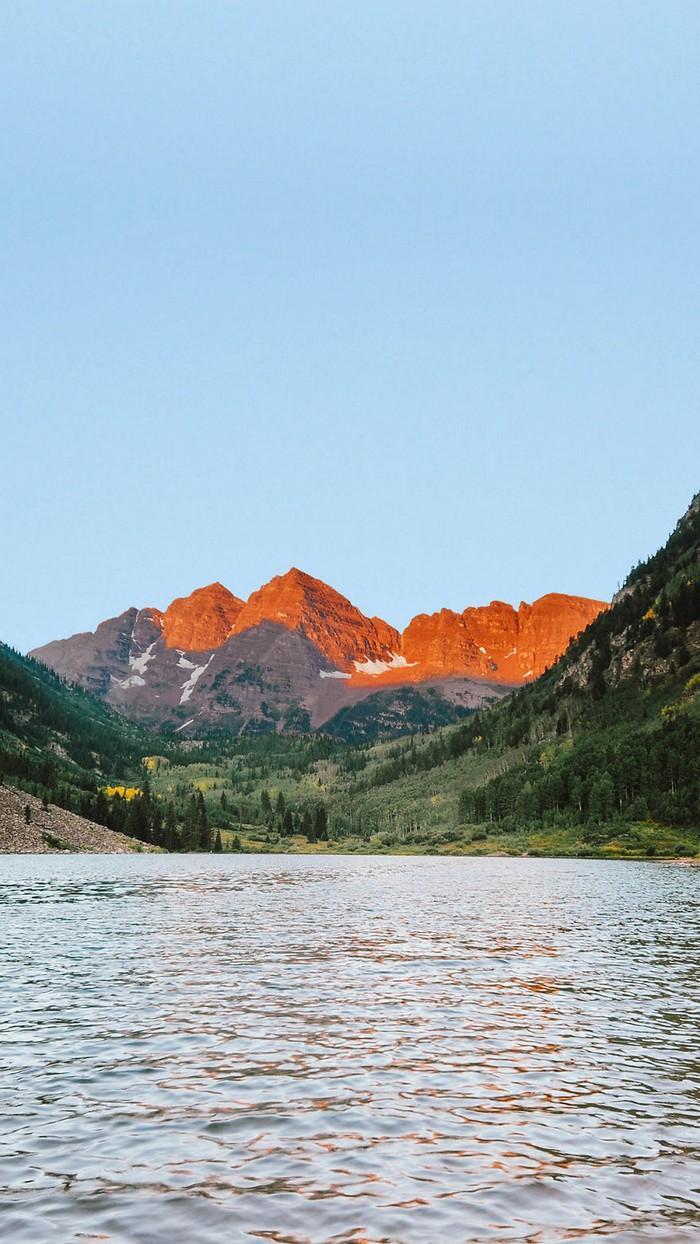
[29,570,607,734]
[229,568,400,670]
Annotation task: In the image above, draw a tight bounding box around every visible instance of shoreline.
[2,846,698,863]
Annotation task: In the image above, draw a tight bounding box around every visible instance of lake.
[1,854,699,1242]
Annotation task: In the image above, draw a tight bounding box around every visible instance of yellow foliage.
[683,673,700,700]
[104,785,141,801]
[643,608,655,621]
[143,755,169,772]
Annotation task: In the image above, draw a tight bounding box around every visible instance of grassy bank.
[218,818,700,860]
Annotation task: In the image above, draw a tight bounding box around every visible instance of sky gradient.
[2,2,699,652]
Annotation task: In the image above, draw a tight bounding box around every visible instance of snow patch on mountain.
[179,656,214,704]
[353,652,418,677]
[129,641,157,676]
[110,673,145,689]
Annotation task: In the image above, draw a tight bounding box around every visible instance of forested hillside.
[325,494,700,854]
[0,643,149,830]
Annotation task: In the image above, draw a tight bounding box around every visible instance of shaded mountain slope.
[326,494,700,845]
[0,641,150,820]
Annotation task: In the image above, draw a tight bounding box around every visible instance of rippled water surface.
[2,855,700,1242]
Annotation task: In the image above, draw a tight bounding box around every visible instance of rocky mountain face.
[400,593,606,684]
[227,569,401,667]
[162,582,243,650]
[30,572,606,735]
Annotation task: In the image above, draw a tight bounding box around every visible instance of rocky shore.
[0,786,158,853]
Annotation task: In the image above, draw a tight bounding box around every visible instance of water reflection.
[0,855,699,1241]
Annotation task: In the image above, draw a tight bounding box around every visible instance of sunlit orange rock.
[162,582,244,651]
[400,593,606,684]
[30,572,608,734]
[230,568,401,670]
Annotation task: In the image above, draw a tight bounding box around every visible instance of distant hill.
[322,680,507,742]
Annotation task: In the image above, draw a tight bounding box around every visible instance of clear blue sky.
[2,2,699,652]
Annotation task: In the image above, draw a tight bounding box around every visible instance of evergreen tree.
[126,793,151,844]
[151,803,163,847]
[181,794,199,851]
[213,828,223,852]
[165,801,179,851]
[314,804,328,841]
[197,791,211,851]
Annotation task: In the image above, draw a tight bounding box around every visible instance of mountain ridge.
[30,571,607,735]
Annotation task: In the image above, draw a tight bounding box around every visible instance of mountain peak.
[230,570,400,669]
[29,572,610,730]
[162,582,244,651]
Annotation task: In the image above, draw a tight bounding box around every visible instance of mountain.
[0,641,145,778]
[0,640,161,846]
[323,493,700,853]
[14,495,694,859]
[31,573,606,735]
[162,582,243,650]
[399,593,605,683]
[228,568,401,668]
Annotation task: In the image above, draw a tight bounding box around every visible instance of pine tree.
[181,794,199,851]
[165,801,179,851]
[126,794,151,844]
[151,803,163,847]
[213,828,223,853]
[314,804,328,841]
[197,792,211,851]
